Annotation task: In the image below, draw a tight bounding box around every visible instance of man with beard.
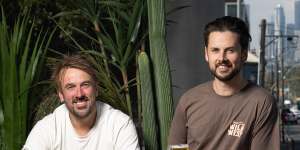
[168,16,279,150]
[23,54,140,150]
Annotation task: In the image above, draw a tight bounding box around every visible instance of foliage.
[138,51,159,150]
[33,92,61,124]
[52,0,147,117]
[147,0,174,149]
[0,1,175,149]
[0,8,54,149]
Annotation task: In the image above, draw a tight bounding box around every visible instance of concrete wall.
[166,0,225,104]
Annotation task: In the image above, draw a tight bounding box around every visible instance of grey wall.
[166,0,224,105]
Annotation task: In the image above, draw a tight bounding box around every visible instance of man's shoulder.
[95,103,139,150]
[246,82,269,93]
[242,83,276,108]
[35,104,66,125]
[22,105,67,149]
[35,104,67,128]
[245,83,274,100]
[97,101,131,124]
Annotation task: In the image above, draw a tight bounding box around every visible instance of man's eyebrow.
[209,46,236,50]
[64,83,75,88]
[208,47,219,50]
[224,47,236,50]
[81,80,93,84]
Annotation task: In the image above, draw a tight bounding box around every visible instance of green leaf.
[0,8,54,149]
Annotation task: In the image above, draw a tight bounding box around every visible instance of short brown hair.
[204,16,252,51]
[51,54,98,92]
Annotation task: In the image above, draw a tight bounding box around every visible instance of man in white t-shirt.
[23,54,140,150]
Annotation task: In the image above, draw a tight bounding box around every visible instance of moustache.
[216,59,232,67]
[72,96,89,103]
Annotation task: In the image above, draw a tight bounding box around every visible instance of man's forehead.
[59,68,93,84]
[208,31,239,44]
[208,31,239,38]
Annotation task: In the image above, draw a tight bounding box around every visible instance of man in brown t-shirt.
[168,16,279,150]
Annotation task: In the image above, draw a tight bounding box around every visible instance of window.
[225,2,237,17]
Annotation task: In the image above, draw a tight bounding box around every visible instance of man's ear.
[58,91,64,103]
[205,47,209,62]
[241,50,248,62]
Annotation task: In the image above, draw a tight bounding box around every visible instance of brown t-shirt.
[168,81,279,150]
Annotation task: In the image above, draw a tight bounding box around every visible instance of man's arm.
[168,98,188,145]
[250,95,280,150]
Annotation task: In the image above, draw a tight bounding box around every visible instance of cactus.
[147,0,174,149]
[138,51,159,150]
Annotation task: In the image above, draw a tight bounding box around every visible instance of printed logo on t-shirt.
[227,121,245,137]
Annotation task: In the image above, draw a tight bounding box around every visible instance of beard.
[68,95,96,119]
[210,59,241,81]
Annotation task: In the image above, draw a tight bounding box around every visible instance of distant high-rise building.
[244,0,300,55]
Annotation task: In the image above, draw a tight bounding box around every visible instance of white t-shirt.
[22,101,140,150]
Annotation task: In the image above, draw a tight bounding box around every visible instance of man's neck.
[212,75,248,96]
[69,108,97,137]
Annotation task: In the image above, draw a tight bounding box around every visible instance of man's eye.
[82,83,91,88]
[226,49,235,53]
[211,49,219,52]
[65,85,75,90]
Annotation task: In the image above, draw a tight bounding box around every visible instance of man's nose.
[218,51,227,61]
[75,87,84,98]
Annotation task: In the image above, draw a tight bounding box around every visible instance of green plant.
[0,8,54,149]
[33,92,61,124]
[53,0,147,117]
[20,1,174,149]
[147,0,174,149]
[138,51,159,150]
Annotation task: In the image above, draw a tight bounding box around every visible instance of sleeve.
[22,119,52,150]
[250,94,280,150]
[113,115,140,150]
[168,96,188,145]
